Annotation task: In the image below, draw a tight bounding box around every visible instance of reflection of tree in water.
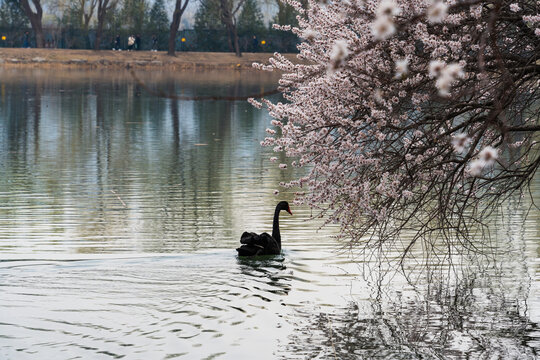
[282,259,537,359]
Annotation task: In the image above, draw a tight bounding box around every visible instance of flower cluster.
[429,61,465,96]
[372,0,400,39]
[256,0,539,250]
[468,147,499,176]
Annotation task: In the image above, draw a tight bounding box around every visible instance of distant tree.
[79,0,99,33]
[147,0,169,40]
[194,0,223,31]
[18,0,44,47]
[61,1,96,30]
[272,1,299,27]
[193,0,224,52]
[0,0,29,29]
[59,2,83,28]
[167,0,189,56]
[219,0,245,56]
[94,0,119,50]
[194,0,244,56]
[237,0,264,35]
[120,0,148,35]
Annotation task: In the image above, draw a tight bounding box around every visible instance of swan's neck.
[272,207,281,248]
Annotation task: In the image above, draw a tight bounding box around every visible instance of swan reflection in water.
[236,254,291,298]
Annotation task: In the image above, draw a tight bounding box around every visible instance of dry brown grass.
[0,48,293,70]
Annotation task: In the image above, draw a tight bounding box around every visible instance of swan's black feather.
[237,201,291,257]
[237,232,280,256]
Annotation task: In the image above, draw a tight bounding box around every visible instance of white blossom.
[478,146,498,164]
[328,39,349,73]
[373,88,384,103]
[394,58,409,79]
[427,1,448,23]
[442,63,465,79]
[254,0,539,254]
[371,16,396,40]
[509,3,521,12]
[468,159,486,176]
[429,60,446,78]
[302,29,319,41]
[402,190,414,199]
[435,75,452,96]
[451,133,470,154]
[376,0,401,18]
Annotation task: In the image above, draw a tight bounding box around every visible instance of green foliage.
[273,2,299,27]
[0,0,29,28]
[120,0,149,34]
[237,0,265,35]
[194,0,223,31]
[194,0,228,51]
[147,0,169,32]
[60,2,85,29]
[146,0,169,49]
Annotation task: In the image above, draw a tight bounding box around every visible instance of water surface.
[0,69,538,359]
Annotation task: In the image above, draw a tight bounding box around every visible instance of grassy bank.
[0,48,289,70]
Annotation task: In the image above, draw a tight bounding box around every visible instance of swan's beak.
[287,208,293,215]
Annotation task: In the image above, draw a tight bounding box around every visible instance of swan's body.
[236,201,292,256]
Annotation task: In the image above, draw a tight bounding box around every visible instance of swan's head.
[277,201,293,215]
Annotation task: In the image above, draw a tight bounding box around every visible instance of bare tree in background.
[219,0,245,57]
[168,0,190,56]
[80,0,98,35]
[18,0,44,48]
[94,0,118,50]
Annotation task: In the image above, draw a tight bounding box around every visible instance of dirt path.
[0,48,291,70]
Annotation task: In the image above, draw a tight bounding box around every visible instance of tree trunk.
[219,0,241,57]
[168,0,189,56]
[94,14,105,50]
[95,0,108,50]
[19,0,44,48]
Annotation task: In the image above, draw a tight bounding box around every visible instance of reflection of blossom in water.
[280,227,538,360]
[281,271,536,359]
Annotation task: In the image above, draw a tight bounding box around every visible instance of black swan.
[236,201,293,256]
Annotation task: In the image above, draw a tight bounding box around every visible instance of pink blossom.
[371,16,396,40]
[394,58,409,79]
[302,29,319,41]
[509,3,521,12]
[376,0,401,18]
[467,159,486,176]
[442,63,465,79]
[428,60,446,78]
[402,190,413,199]
[451,133,470,154]
[427,1,448,23]
[478,146,498,164]
[253,0,539,252]
[328,39,349,73]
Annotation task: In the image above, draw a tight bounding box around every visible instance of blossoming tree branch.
[251,0,539,257]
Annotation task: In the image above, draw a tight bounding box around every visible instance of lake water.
[0,68,538,359]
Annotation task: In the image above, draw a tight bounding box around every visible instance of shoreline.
[0,48,290,70]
